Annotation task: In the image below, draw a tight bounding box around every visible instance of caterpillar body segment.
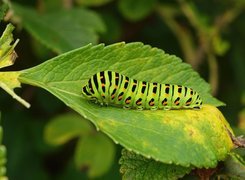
[82,71,203,110]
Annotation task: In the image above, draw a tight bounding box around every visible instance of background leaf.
[222,152,245,179]
[0,115,7,178]
[2,112,49,180]
[118,0,157,21]
[119,149,192,180]
[11,3,105,54]
[44,113,116,177]
[0,23,18,69]
[0,3,8,22]
[44,113,93,146]
[74,133,115,178]
[18,42,233,168]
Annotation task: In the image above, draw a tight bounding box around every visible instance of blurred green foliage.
[0,0,244,179]
[0,114,7,179]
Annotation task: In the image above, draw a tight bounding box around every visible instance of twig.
[156,6,198,69]
[207,53,219,95]
[63,0,73,9]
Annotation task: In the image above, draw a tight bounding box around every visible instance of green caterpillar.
[82,71,202,110]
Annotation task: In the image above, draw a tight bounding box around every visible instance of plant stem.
[156,6,198,69]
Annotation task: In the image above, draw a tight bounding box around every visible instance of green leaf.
[18,42,232,168]
[0,24,30,108]
[0,146,6,165]
[0,71,30,108]
[18,42,223,106]
[222,152,245,179]
[0,2,8,21]
[0,145,6,177]
[119,149,192,180]
[212,36,230,56]
[74,133,115,177]
[118,0,157,21]
[11,3,105,54]
[0,23,18,69]
[76,0,114,7]
[44,113,93,146]
[0,115,7,178]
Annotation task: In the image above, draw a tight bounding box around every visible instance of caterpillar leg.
[163,107,171,110]
[136,106,144,110]
[123,105,131,110]
[90,97,99,104]
[150,106,158,111]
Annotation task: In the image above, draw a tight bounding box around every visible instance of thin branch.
[156,6,198,69]
[63,0,73,9]
[178,0,206,33]
[207,53,219,95]
[214,3,245,34]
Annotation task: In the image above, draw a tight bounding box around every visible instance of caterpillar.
[82,71,202,110]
